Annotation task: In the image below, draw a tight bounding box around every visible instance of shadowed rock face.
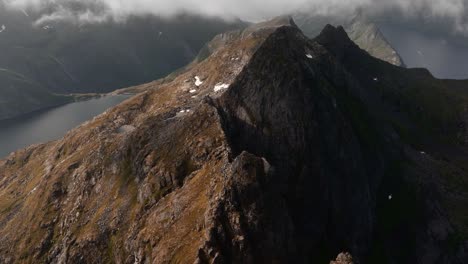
[1,19,468,263]
[215,26,379,261]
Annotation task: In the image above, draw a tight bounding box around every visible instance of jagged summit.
[316,24,353,45]
[1,19,468,264]
[314,24,358,58]
[293,13,406,67]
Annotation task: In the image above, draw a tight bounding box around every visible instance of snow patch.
[373,77,379,81]
[305,54,313,59]
[29,185,39,195]
[194,76,203,87]
[189,89,197,93]
[388,194,393,200]
[214,83,230,92]
[0,25,6,33]
[178,109,191,115]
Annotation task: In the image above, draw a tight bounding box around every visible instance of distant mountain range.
[0,4,246,120]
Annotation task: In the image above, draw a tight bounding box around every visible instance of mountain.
[0,3,246,120]
[294,12,468,80]
[0,69,73,120]
[1,18,468,263]
[294,13,405,67]
[0,4,74,120]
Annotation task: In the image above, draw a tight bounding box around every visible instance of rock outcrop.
[1,18,468,264]
[330,253,354,264]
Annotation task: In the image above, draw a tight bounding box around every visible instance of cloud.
[3,0,468,34]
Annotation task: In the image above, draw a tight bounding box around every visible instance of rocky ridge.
[0,18,468,264]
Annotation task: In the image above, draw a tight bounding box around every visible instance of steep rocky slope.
[1,19,468,263]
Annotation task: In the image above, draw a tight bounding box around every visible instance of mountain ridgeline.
[0,18,468,263]
[294,13,405,67]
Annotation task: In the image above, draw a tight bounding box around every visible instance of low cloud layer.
[3,0,468,34]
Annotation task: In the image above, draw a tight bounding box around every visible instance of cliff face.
[1,19,468,263]
[215,27,381,261]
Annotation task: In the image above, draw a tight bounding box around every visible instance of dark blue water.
[0,95,131,158]
[379,23,468,80]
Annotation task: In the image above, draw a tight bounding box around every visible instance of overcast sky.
[3,0,468,35]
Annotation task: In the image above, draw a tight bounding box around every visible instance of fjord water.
[0,95,131,158]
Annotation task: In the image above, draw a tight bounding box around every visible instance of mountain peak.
[315,24,354,47]
[1,17,468,264]
[313,24,365,61]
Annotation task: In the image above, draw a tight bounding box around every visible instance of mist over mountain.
[3,0,468,81]
[4,0,468,35]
